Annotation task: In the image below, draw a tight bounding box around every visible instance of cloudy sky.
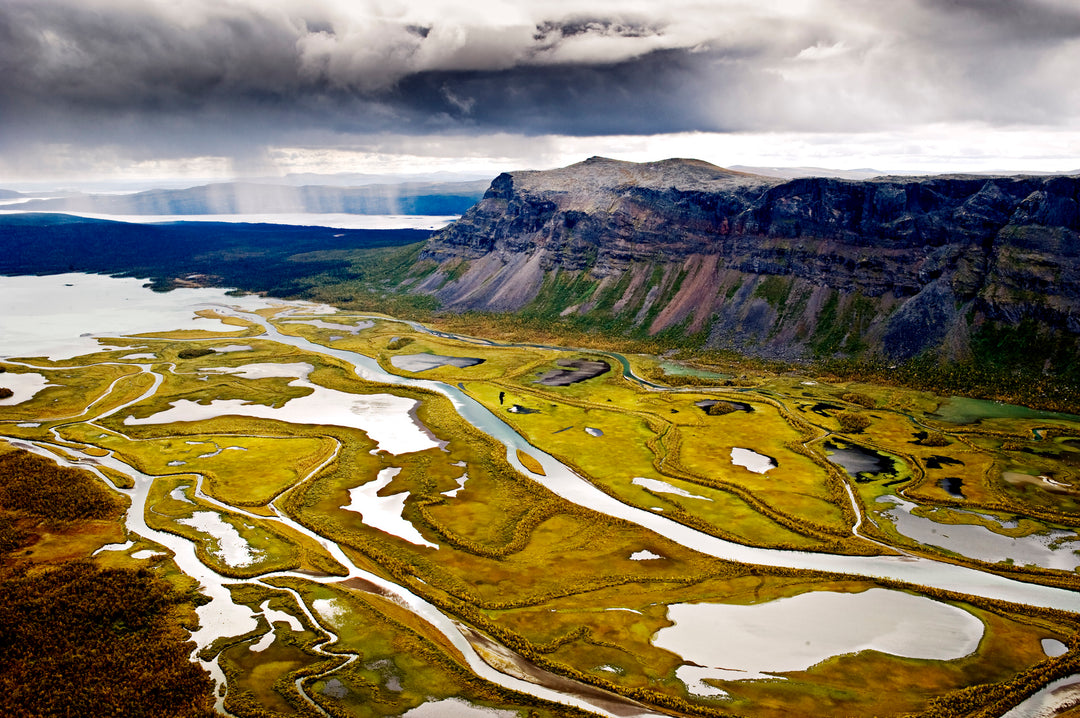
[2,0,1080,185]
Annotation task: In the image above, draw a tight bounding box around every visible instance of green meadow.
[1,308,1079,718]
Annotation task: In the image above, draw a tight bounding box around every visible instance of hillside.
[403,157,1080,365]
[0,213,430,294]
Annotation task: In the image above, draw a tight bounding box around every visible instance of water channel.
[251,312,1080,613]
[2,274,1079,717]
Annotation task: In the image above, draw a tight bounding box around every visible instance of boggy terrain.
[2,279,1080,718]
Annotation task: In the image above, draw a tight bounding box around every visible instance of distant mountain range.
[4,158,1080,381]
[7,180,489,216]
[729,166,913,180]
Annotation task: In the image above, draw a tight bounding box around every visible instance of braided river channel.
[1,273,1078,718]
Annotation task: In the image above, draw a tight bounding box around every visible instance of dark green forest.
[0,449,216,718]
[0,213,430,294]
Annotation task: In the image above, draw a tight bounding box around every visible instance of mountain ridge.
[401,157,1080,364]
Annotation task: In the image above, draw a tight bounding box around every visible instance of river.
[1,273,1078,718]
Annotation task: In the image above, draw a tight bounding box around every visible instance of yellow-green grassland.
[2,307,1079,718]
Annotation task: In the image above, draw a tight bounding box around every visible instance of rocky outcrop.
[410,157,1080,361]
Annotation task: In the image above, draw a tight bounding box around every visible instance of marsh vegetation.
[2,275,1080,718]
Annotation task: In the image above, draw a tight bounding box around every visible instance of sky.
[2,0,1080,187]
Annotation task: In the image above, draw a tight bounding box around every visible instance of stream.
[254,312,1080,613]
[2,274,1079,718]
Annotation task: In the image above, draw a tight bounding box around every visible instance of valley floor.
[2,274,1079,718]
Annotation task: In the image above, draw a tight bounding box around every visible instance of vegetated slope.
[0,213,431,294]
[14,180,488,216]
[0,448,216,718]
[406,157,1080,368]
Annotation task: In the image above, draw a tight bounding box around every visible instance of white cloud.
[5,124,1076,188]
[793,40,849,62]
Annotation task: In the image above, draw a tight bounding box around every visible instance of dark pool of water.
[938,477,965,498]
[824,440,897,481]
[535,358,611,386]
[925,455,965,470]
[801,402,843,417]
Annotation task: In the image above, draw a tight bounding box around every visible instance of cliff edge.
[405,157,1080,362]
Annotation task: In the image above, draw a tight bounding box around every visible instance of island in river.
[1,273,1078,718]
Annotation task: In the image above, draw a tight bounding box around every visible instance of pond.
[281,318,375,334]
[178,511,264,567]
[824,441,896,480]
[402,698,518,718]
[535,358,610,386]
[632,477,712,501]
[342,467,439,549]
[390,353,485,372]
[938,476,965,498]
[657,361,730,380]
[652,588,983,684]
[1002,674,1080,718]
[695,399,752,414]
[730,447,776,474]
[125,362,438,455]
[876,496,1080,571]
[931,396,1080,425]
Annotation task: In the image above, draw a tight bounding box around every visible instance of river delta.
[2,273,1080,718]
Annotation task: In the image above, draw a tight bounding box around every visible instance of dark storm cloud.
[841,0,1080,126]
[533,17,663,43]
[913,0,1080,41]
[1,0,1079,158]
[390,49,748,136]
[0,0,731,152]
[2,4,272,108]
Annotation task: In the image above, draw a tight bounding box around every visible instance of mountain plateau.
[403,157,1080,364]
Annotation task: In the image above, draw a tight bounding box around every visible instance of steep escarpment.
[407,157,1080,363]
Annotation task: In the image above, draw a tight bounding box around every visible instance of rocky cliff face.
[408,157,1080,361]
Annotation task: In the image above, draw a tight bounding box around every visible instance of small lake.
[0,209,458,230]
[653,588,983,684]
[125,362,437,455]
[0,371,52,405]
[342,467,439,549]
[824,441,896,479]
[876,496,1080,571]
[0,272,274,361]
[931,396,1080,425]
[390,353,485,372]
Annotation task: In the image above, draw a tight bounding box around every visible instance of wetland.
[2,273,1080,718]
